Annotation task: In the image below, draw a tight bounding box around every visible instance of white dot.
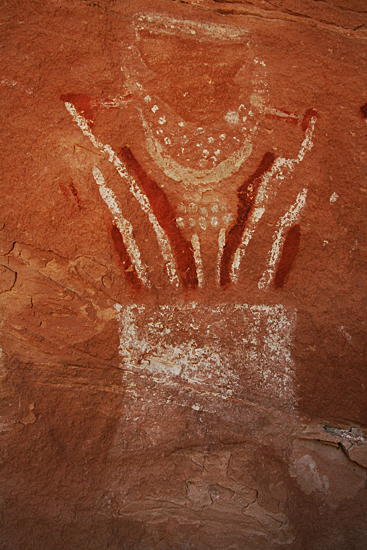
[202,149,210,158]
[164,137,172,145]
[211,217,219,227]
[176,217,185,228]
[144,95,152,103]
[224,111,239,124]
[214,149,221,156]
[151,105,159,113]
[198,218,207,230]
[197,127,204,133]
[223,213,233,224]
[158,116,166,125]
[178,121,185,127]
[188,203,197,214]
[330,192,339,203]
[208,137,214,143]
[219,134,226,140]
[211,204,218,213]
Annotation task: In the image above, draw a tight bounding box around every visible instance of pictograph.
[61,13,319,407]
[62,14,318,292]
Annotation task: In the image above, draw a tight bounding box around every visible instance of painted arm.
[223,109,318,286]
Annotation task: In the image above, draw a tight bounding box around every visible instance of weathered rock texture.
[1,1,367,548]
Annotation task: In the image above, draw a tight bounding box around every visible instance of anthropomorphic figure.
[62,14,318,293]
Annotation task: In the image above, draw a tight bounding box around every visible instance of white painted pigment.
[114,302,297,406]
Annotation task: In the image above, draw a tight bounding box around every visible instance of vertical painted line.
[191,234,204,288]
[258,188,307,290]
[231,112,317,284]
[92,166,150,288]
[221,152,275,287]
[217,228,226,286]
[64,101,180,288]
[120,147,198,290]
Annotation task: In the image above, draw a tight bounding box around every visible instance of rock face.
[1,1,367,548]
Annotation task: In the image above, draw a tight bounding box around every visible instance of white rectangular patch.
[115,303,296,406]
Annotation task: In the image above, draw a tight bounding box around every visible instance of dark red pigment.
[220,152,276,287]
[274,224,301,289]
[301,108,318,131]
[119,147,198,290]
[58,182,69,197]
[60,93,96,126]
[69,181,83,209]
[111,224,142,291]
[360,104,367,118]
[59,181,83,209]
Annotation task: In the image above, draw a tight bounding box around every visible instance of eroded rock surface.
[1,1,367,548]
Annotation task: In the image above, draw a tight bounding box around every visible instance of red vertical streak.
[119,147,198,290]
[274,224,301,289]
[111,224,142,291]
[69,181,83,209]
[220,152,276,287]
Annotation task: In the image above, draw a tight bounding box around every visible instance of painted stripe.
[217,228,226,286]
[258,188,308,290]
[64,101,179,287]
[92,166,150,288]
[120,147,198,290]
[231,113,317,283]
[191,234,204,288]
[220,152,275,287]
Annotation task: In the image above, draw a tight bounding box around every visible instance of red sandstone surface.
[1,1,367,548]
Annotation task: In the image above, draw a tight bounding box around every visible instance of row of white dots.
[179,202,227,215]
[176,213,233,230]
[147,99,246,142]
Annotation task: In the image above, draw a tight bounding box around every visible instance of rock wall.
[1,1,367,548]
